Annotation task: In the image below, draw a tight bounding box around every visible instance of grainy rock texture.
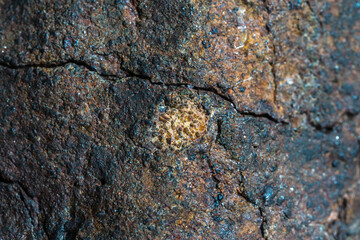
[0,0,359,239]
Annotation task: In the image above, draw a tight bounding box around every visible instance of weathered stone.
[0,0,359,239]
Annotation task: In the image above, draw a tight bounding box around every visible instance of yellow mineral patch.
[151,95,208,150]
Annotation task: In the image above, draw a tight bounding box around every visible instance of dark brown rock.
[0,0,359,239]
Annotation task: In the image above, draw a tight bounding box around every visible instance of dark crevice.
[206,122,223,194]
[305,110,360,134]
[236,187,257,206]
[344,110,360,120]
[308,122,335,134]
[0,173,33,200]
[42,220,51,240]
[215,119,222,144]
[0,59,286,124]
[6,57,357,132]
[203,141,221,193]
[146,80,286,124]
[18,187,34,219]
[204,154,224,209]
[18,181,35,200]
[239,111,285,124]
[0,59,118,78]
[0,174,35,208]
[236,169,268,238]
[64,197,84,240]
[305,111,336,134]
[237,171,259,206]
[259,206,268,239]
[0,173,39,233]
[0,173,16,185]
[117,67,152,81]
[305,0,314,13]
[262,0,278,105]
[0,172,34,202]
[269,45,277,104]
[205,156,220,186]
[305,0,324,33]
[129,0,142,29]
[0,59,94,71]
[261,0,272,14]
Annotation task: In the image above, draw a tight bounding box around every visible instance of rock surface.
[0,0,359,239]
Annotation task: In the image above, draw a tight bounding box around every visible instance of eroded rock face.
[0,0,359,239]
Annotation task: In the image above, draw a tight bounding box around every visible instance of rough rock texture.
[0,0,359,239]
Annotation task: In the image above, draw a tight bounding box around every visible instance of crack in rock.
[0,60,286,124]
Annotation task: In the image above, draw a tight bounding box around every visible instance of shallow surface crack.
[0,59,287,124]
[259,206,268,239]
[147,80,286,124]
[305,110,360,134]
[0,59,117,78]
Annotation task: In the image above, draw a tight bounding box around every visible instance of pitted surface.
[0,0,359,239]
